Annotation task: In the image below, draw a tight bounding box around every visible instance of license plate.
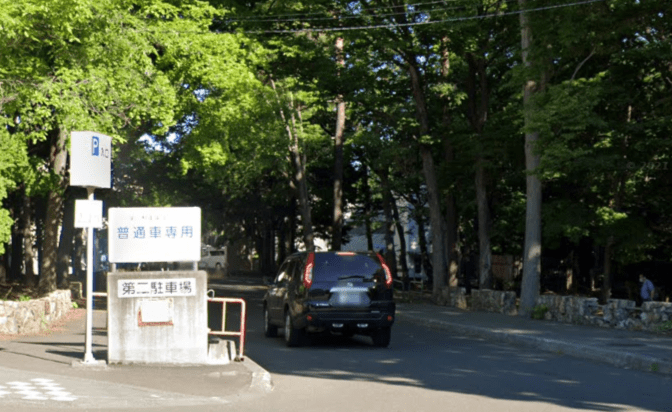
[336,292,363,306]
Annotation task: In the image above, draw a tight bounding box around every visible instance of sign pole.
[69,131,110,368]
[84,187,96,363]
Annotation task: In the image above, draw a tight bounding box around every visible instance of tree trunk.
[421,147,446,293]
[363,164,374,251]
[465,50,494,291]
[475,159,493,289]
[392,200,409,281]
[10,226,22,281]
[443,157,459,287]
[0,251,7,284]
[407,59,447,295]
[416,210,432,282]
[601,106,630,303]
[296,141,314,252]
[9,191,24,282]
[441,36,459,289]
[289,197,297,255]
[21,190,37,287]
[601,238,615,303]
[270,78,315,252]
[278,223,288,265]
[518,1,543,317]
[261,223,274,275]
[332,37,346,251]
[278,197,297,264]
[57,193,76,289]
[39,127,69,294]
[380,171,397,278]
[34,197,45,284]
[74,227,85,281]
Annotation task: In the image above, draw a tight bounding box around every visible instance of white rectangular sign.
[74,199,103,228]
[118,278,196,298]
[140,300,173,323]
[70,131,112,189]
[108,207,201,263]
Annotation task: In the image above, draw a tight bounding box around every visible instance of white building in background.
[340,202,430,281]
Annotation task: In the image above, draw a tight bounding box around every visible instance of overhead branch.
[571,49,596,81]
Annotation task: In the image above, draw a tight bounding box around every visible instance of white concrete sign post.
[106,207,205,365]
[70,131,112,366]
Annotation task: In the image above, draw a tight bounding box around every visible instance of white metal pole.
[84,187,96,363]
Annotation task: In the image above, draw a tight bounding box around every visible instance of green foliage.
[543,200,591,248]
[1,0,670,294]
[0,130,29,254]
[531,304,549,320]
[656,321,672,333]
[0,209,11,256]
[533,78,607,180]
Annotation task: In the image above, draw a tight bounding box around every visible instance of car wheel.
[284,311,302,347]
[372,327,391,348]
[264,306,277,338]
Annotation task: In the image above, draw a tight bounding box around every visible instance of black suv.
[263,251,395,347]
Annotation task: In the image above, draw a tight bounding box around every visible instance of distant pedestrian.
[639,274,655,302]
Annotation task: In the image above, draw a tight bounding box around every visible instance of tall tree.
[38,127,69,293]
[439,36,460,289]
[332,37,346,251]
[1,0,216,292]
[466,48,494,290]
[270,79,316,252]
[518,0,543,316]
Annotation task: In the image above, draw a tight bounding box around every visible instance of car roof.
[287,250,378,259]
[291,250,377,255]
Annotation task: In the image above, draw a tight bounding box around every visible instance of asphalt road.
[3,276,670,412]
[209,276,672,412]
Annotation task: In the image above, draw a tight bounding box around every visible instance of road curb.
[396,312,672,376]
[241,357,274,393]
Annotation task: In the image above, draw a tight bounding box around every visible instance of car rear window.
[312,253,383,282]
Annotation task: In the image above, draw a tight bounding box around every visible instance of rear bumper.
[295,305,396,333]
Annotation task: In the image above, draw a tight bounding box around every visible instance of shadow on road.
[219,274,672,412]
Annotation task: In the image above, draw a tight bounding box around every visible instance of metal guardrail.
[207,292,247,361]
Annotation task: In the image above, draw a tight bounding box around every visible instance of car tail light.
[303,252,315,289]
[376,253,393,288]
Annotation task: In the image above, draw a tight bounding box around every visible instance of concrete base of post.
[71,359,108,369]
[107,271,209,365]
[207,339,236,365]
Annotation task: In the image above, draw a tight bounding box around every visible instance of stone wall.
[0,290,72,334]
[538,295,672,331]
[434,287,469,309]
[444,288,672,332]
[536,294,599,324]
[470,289,518,316]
